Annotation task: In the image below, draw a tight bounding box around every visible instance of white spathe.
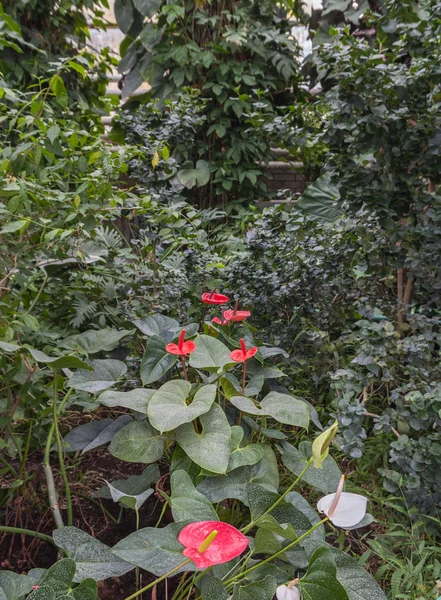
[317,492,368,528]
[276,585,301,600]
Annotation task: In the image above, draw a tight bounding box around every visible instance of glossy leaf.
[98,389,155,413]
[133,314,179,341]
[62,329,133,354]
[189,335,232,371]
[178,160,210,188]
[300,547,349,600]
[59,416,132,454]
[279,441,341,494]
[227,426,265,471]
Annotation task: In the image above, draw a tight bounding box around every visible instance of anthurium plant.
[0,293,386,600]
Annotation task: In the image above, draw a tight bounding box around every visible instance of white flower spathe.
[276,584,301,600]
[317,491,368,528]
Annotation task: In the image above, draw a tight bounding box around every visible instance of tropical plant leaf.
[300,547,349,600]
[58,416,132,454]
[178,160,210,188]
[227,426,265,471]
[0,571,33,600]
[189,335,232,372]
[148,381,216,432]
[176,404,231,474]
[53,527,134,582]
[98,389,155,413]
[61,329,133,354]
[109,420,164,463]
[68,360,127,393]
[279,441,341,494]
[140,335,178,385]
[133,314,179,341]
[170,470,218,522]
[296,172,343,223]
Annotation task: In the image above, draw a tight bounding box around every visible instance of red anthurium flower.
[178,521,249,569]
[166,329,196,356]
[230,338,258,363]
[201,291,230,305]
[223,308,251,322]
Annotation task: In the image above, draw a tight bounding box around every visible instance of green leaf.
[109,420,164,463]
[51,75,68,108]
[114,0,134,33]
[170,470,219,522]
[176,404,231,474]
[178,160,210,189]
[333,550,387,600]
[53,527,133,582]
[312,420,338,468]
[59,416,132,454]
[0,571,33,600]
[38,559,75,593]
[197,445,279,504]
[132,0,161,17]
[227,426,265,471]
[133,314,179,341]
[98,389,155,413]
[297,172,343,223]
[26,348,91,370]
[71,579,98,600]
[201,577,229,600]
[189,335,232,372]
[47,125,60,144]
[279,441,341,494]
[62,329,133,354]
[112,522,195,576]
[230,393,310,429]
[27,588,56,600]
[246,484,313,535]
[68,360,127,393]
[300,548,349,600]
[148,381,217,432]
[236,576,277,600]
[0,219,29,234]
[97,464,159,509]
[140,335,178,385]
[0,341,21,352]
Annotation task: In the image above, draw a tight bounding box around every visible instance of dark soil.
[0,447,173,599]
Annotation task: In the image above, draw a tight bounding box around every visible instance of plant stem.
[0,525,56,545]
[123,559,192,600]
[241,360,246,395]
[180,356,189,381]
[224,518,328,588]
[52,375,73,526]
[0,454,18,476]
[25,271,48,314]
[241,457,314,534]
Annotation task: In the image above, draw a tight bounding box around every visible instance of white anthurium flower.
[317,475,368,528]
[276,580,301,600]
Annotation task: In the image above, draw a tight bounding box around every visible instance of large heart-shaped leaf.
[333,550,387,600]
[178,160,210,188]
[170,470,218,522]
[68,360,127,393]
[58,416,132,454]
[114,0,134,33]
[140,335,178,385]
[53,527,134,582]
[260,392,310,429]
[200,577,229,600]
[197,446,279,504]
[109,420,164,463]
[133,314,179,341]
[61,329,133,354]
[189,335,232,371]
[0,571,33,600]
[98,389,155,413]
[112,522,195,576]
[278,441,341,494]
[148,381,217,433]
[300,548,349,600]
[176,404,231,474]
[227,426,265,472]
[297,172,343,223]
[70,579,98,600]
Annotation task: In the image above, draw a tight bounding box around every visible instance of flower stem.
[224,518,328,587]
[241,457,314,534]
[180,356,189,381]
[52,375,73,526]
[123,559,192,600]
